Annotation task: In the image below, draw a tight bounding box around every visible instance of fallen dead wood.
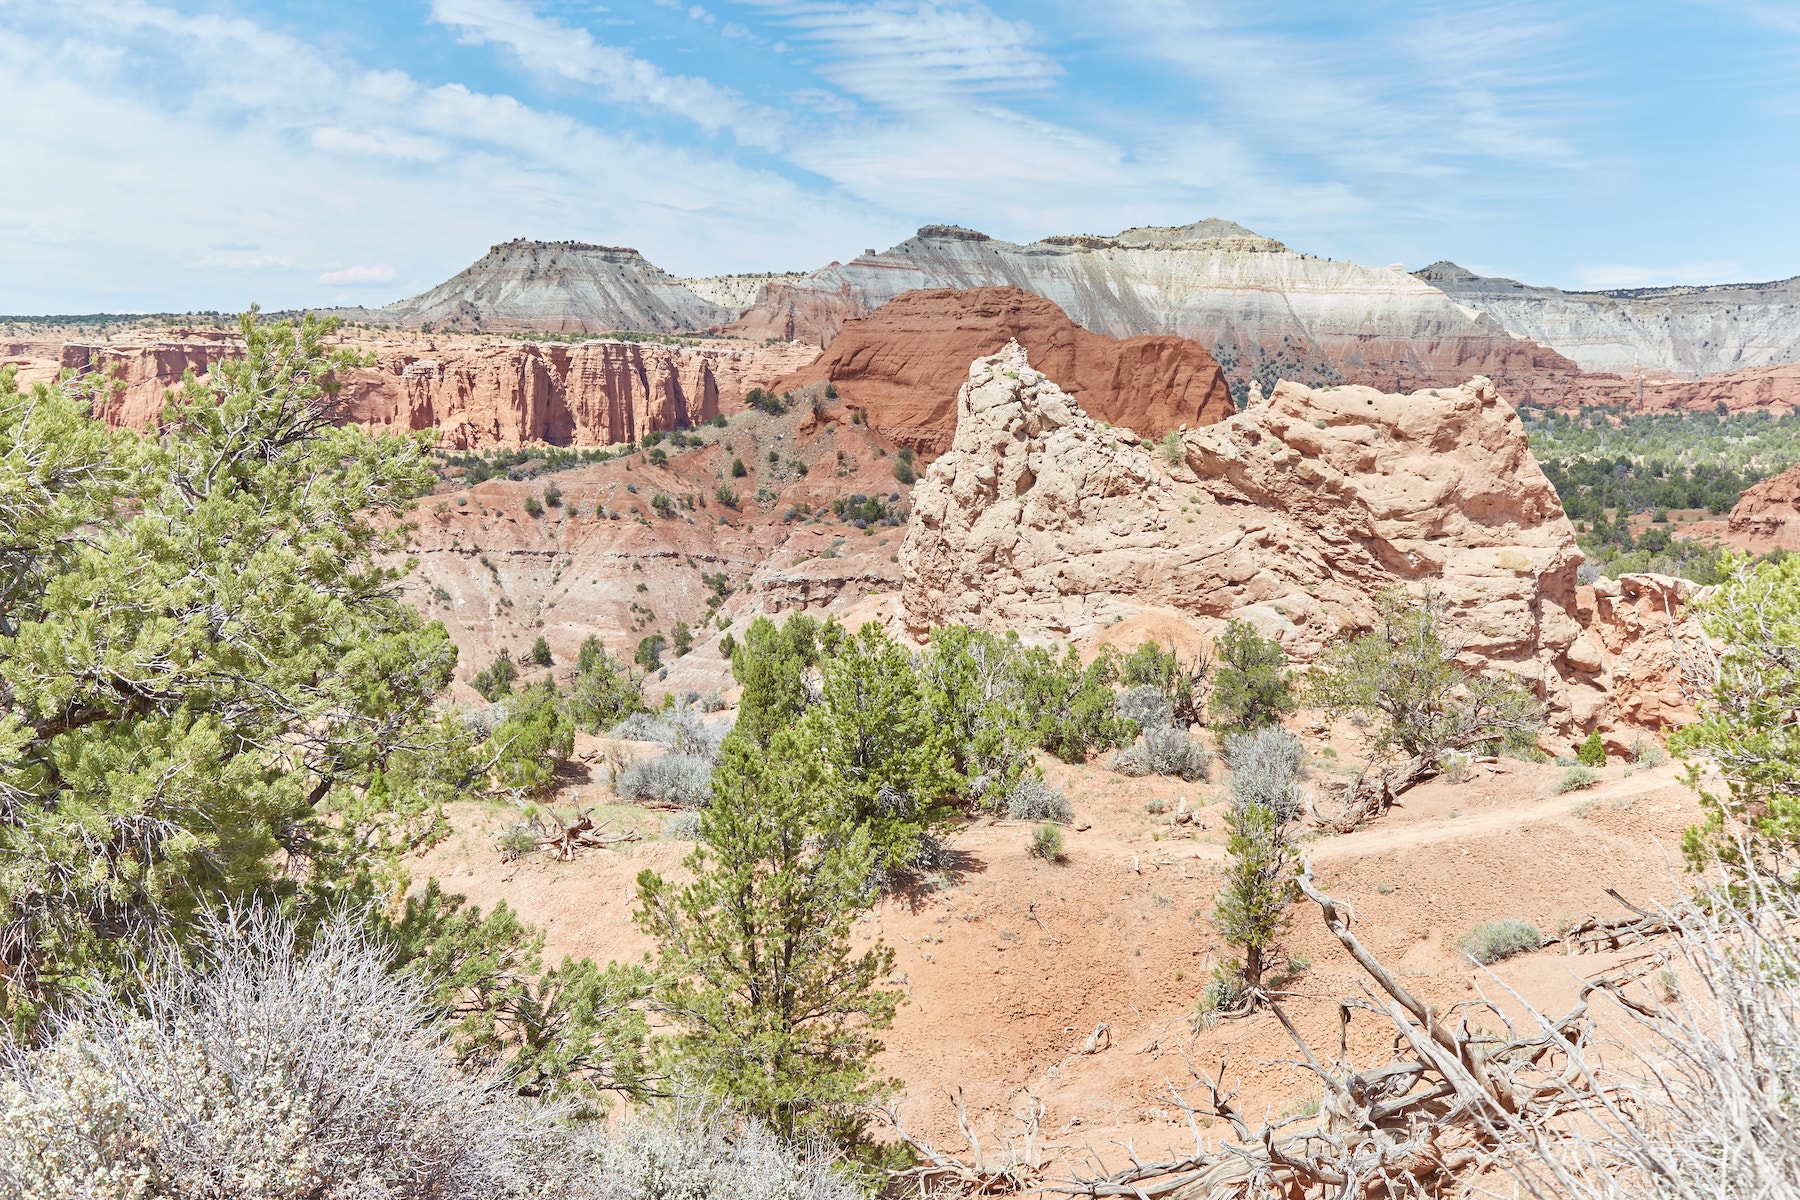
[894,865,1670,1198]
[886,1089,1045,1197]
[1556,887,1684,954]
[505,805,643,861]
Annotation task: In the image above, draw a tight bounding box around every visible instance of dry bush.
[1223,725,1306,822]
[1111,725,1213,781]
[1495,879,1800,1200]
[1001,775,1073,823]
[0,911,866,1200]
[0,909,532,1200]
[617,753,715,807]
[1457,918,1543,965]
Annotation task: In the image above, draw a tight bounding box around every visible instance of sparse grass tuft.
[1028,823,1065,861]
[1557,763,1601,793]
[1457,918,1543,965]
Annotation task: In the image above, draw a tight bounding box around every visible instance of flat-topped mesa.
[899,343,1592,727]
[377,239,733,334]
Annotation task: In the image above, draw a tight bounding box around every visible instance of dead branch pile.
[1554,888,1683,954]
[887,1090,1046,1197]
[518,807,642,861]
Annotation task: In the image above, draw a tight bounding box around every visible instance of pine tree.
[635,726,899,1153]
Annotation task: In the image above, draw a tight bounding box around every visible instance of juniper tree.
[1209,621,1294,731]
[0,313,466,1032]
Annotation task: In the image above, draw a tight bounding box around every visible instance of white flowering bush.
[0,911,865,1200]
[0,910,527,1200]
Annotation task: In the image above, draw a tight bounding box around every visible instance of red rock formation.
[1552,361,1800,415]
[775,287,1235,456]
[59,335,239,427]
[1726,462,1800,551]
[52,332,819,449]
[900,343,1590,726]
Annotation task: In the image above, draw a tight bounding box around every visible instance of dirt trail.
[414,746,1707,1167]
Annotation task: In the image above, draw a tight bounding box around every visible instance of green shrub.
[651,493,675,519]
[714,484,739,508]
[731,458,747,478]
[1629,735,1668,767]
[1557,764,1600,793]
[1210,621,1294,730]
[473,653,520,701]
[1028,823,1065,861]
[646,448,668,467]
[523,494,544,517]
[671,621,693,658]
[530,636,552,667]
[636,635,666,672]
[1577,729,1607,766]
[893,446,917,485]
[1457,919,1543,965]
[542,483,562,508]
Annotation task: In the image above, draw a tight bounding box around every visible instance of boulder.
[1726,461,1800,551]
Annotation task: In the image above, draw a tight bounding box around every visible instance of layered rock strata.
[1419,261,1800,377]
[900,342,1590,723]
[775,286,1236,456]
[57,333,820,448]
[372,240,734,333]
[729,221,1582,400]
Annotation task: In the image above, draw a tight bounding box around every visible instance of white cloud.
[427,0,782,148]
[319,264,398,285]
[0,0,881,311]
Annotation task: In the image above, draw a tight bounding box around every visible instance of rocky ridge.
[773,286,1236,456]
[900,342,1596,728]
[1419,261,1800,377]
[728,220,1582,400]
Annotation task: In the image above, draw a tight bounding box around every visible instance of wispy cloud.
[1572,261,1746,289]
[319,264,398,285]
[428,0,785,148]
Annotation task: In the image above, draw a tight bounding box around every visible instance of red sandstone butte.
[775,286,1236,456]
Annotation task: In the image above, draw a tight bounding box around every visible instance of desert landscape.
[5,5,1800,1196]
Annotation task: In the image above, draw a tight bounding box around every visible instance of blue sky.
[4,0,1799,313]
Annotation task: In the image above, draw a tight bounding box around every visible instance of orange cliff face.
[774,286,1237,457]
[49,332,820,448]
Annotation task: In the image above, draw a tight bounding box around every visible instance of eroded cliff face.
[1419,261,1800,378]
[1727,461,1800,551]
[900,342,1591,725]
[774,286,1236,456]
[728,220,1582,400]
[55,331,820,448]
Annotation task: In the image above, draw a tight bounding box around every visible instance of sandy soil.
[412,725,1704,1174]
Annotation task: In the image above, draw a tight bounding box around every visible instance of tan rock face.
[773,286,1235,457]
[1726,461,1800,550]
[54,332,819,449]
[900,342,1588,723]
[1573,574,1710,739]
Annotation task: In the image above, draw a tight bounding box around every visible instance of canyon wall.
[728,220,1583,400]
[1419,261,1800,377]
[56,333,819,448]
[900,342,1593,728]
[774,286,1236,456]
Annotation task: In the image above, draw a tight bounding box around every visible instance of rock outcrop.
[900,342,1588,723]
[728,221,1582,401]
[56,331,820,448]
[774,286,1236,456]
[1726,461,1800,550]
[1571,574,1710,743]
[371,240,734,333]
[59,334,240,427]
[1419,260,1800,378]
